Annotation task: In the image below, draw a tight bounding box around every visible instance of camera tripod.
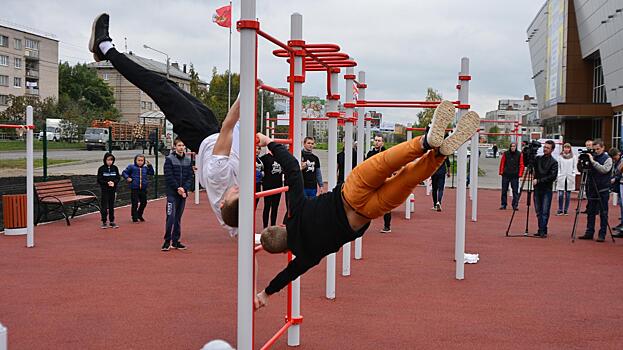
[504,164,542,238]
[570,168,616,243]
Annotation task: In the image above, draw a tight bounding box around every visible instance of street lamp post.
[143,44,171,198]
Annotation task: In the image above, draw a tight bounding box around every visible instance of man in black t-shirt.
[301,136,324,198]
[260,151,284,228]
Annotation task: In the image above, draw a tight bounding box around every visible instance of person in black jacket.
[532,140,558,238]
[578,139,613,242]
[97,152,121,229]
[498,143,525,210]
[161,138,193,251]
[366,135,392,233]
[301,137,324,197]
[260,149,283,228]
[431,157,451,211]
[253,102,480,308]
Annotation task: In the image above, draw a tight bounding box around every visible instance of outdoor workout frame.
[238,3,358,348]
[0,106,35,248]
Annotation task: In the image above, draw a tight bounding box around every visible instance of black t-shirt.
[301,150,320,189]
[264,143,370,295]
[260,153,283,190]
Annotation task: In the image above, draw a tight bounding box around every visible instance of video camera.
[578,148,595,171]
[522,140,541,167]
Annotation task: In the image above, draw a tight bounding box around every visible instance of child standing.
[162,138,193,251]
[122,154,155,223]
[97,152,121,228]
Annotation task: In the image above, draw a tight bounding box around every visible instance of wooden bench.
[34,179,99,226]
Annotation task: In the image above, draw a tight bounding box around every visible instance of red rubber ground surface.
[1,187,622,349]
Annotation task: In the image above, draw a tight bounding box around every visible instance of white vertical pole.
[342,66,355,277]
[194,167,200,204]
[26,105,34,248]
[365,119,371,153]
[455,57,469,280]
[405,130,413,218]
[0,323,6,350]
[354,71,365,260]
[265,112,270,138]
[238,1,255,349]
[470,132,478,221]
[325,71,339,299]
[288,12,303,346]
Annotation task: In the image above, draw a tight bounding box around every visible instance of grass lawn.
[0,140,84,151]
[0,159,78,169]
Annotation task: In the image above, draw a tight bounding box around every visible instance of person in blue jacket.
[122,154,155,223]
[161,137,193,251]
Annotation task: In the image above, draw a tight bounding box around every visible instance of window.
[146,102,153,110]
[141,101,146,109]
[14,38,22,50]
[14,57,21,69]
[0,75,8,86]
[0,95,8,106]
[0,55,8,66]
[14,77,21,88]
[614,112,622,150]
[102,73,109,80]
[25,38,39,50]
[593,56,607,103]
[0,36,8,47]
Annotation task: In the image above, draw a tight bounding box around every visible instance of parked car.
[485,148,495,158]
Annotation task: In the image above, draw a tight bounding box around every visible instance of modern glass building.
[527,0,623,148]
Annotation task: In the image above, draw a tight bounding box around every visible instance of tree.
[415,88,443,128]
[487,125,500,144]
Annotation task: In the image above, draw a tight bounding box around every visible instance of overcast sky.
[4,0,545,124]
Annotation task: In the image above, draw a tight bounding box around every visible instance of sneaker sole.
[439,111,480,156]
[427,100,456,148]
[88,13,107,62]
[161,248,170,251]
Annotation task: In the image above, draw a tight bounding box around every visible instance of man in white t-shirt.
[88,13,241,236]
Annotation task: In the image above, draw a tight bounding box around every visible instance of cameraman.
[578,139,612,242]
[532,140,558,238]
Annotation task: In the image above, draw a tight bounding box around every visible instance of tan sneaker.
[439,111,480,156]
[426,100,456,148]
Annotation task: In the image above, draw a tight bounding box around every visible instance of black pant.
[164,194,186,242]
[100,190,116,222]
[586,190,609,239]
[431,174,446,205]
[501,175,519,208]
[148,142,155,155]
[383,212,391,229]
[105,48,219,152]
[131,189,148,220]
[263,193,281,228]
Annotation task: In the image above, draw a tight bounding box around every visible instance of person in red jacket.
[499,143,524,210]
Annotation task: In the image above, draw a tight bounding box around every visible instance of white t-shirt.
[197,123,240,237]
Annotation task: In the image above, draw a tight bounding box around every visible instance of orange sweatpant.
[342,136,447,219]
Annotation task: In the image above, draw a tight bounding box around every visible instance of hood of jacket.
[133,154,145,166]
[103,152,116,165]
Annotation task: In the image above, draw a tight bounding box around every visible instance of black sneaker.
[578,235,593,240]
[380,227,391,233]
[132,218,139,223]
[596,237,605,242]
[109,222,118,229]
[161,241,171,251]
[138,217,145,222]
[100,222,108,229]
[88,13,112,62]
[172,242,187,250]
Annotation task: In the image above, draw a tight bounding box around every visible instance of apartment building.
[0,23,59,112]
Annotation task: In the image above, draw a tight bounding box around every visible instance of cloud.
[4,0,545,122]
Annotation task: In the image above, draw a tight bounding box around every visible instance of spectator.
[337,143,357,184]
[580,138,595,213]
[492,143,498,158]
[578,139,612,242]
[162,138,193,251]
[97,152,121,229]
[366,134,392,233]
[610,148,622,232]
[431,157,451,211]
[556,143,577,216]
[499,142,524,210]
[122,154,155,223]
[255,145,264,209]
[301,136,324,198]
[260,148,283,228]
[532,140,558,238]
[148,129,157,155]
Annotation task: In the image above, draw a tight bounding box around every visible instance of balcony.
[26,69,39,79]
[24,49,39,60]
[25,88,39,96]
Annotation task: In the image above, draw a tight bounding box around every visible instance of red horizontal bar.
[357,100,460,105]
[255,186,289,199]
[272,138,293,144]
[0,124,35,129]
[345,103,455,109]
[302,117,329,121]
[257,29,294,53]
[266,118,290,121]
[259,321,293,350]
[259,84,293,98]
[480,120,522,123]
[406,127,454,131]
